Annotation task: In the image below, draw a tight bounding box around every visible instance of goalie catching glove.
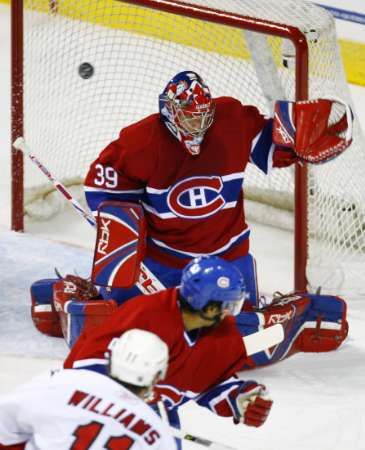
[30,275,100,339]
[61,274,99,301]
[273,97,353,164]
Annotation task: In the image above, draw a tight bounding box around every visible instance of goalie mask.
[180,255,246,316]
[159,71,215,156]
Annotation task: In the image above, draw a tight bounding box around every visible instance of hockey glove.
[273,97,353,164]
[62,274,99,301]
[234,382,273,427]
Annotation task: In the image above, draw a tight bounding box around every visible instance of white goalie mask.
[108,329,169,387]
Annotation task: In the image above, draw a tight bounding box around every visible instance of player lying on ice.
[62,256,275,446]
[0,329,177,450]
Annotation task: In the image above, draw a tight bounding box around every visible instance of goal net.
[12,0,365,299]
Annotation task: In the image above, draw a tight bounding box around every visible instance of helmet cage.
[168,97,215,138]
[160,71,215,141]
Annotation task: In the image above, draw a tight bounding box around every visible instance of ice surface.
[1,4,365,449]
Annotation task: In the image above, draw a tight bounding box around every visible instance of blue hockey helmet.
[159,71,215,154]
[180,256,246,316]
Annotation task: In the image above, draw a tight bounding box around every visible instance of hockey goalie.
[30,70,350,362]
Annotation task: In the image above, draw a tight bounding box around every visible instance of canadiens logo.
[217,276,230,288]
[167,176,225,219]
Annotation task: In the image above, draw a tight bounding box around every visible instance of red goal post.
[11,0,365,298]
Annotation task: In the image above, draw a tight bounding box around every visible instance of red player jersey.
[85,97,273,268]
[64,288,248,408]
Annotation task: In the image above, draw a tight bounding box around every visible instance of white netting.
[20,0,365,297]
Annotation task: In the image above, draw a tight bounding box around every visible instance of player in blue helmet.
[179,255,246,325]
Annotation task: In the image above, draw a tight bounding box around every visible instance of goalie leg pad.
[235,294,311,367]
[258,293,348,358]
[92,201,146,289]
[294,294,348,353]
[65,299,118,348]
[53,279,118,347]
[236,293,348,368]
[30,278,63,337]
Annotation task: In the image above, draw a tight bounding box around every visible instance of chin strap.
[161,118,205,155]
[198,310,222,326]
[179,295,223,326]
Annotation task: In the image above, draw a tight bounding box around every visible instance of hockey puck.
[78,62,94,79]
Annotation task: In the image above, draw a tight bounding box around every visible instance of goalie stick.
[13,137,165,295]
[13,137,284,356]
[169,425,238,450]
[157,402,238,450]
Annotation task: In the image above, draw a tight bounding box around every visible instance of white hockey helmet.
[109,329,169,387]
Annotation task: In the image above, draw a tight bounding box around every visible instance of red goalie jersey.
[85,97,282,268]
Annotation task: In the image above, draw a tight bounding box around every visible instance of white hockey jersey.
[0,369,177,450]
